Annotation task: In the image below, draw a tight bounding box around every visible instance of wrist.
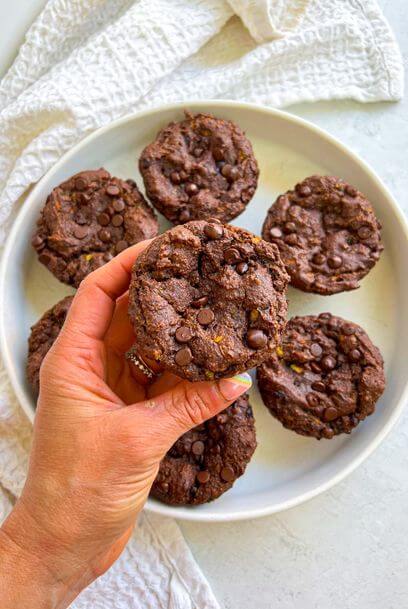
[0,503,81,609]
[0,522,66,609]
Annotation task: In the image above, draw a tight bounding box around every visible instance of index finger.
[61,239,152,344]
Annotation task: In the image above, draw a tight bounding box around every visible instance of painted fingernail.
[217,372,252,401]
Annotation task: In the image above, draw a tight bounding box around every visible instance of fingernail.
[217,372,252,401]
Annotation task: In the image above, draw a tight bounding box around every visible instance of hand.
[0,241,251,609]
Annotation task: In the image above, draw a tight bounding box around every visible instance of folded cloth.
[0,1,403,608]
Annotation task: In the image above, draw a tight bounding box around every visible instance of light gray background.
[1,2,407,608]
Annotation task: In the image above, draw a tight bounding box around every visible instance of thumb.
[129,373,252,451]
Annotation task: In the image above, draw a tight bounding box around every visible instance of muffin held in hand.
[32,169,158,288]
[257,313,385,440]
[262,175,383,295]
[139,112,259,224]
[27,295,73,393]
[151,393,257,506]
[128,220,289,381]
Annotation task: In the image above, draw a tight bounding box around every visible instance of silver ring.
[126,346,156,379]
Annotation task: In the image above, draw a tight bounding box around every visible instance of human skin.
[0,241,252,609]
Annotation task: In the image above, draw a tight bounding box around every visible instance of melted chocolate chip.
[175,347,193,366]
[74,225,88,240]
[204,223,224,240]
[220,466,235,482]
[106,184,120,196]
[175,327,193,343]
[246,329,267,349]
[191,440,205,455]
[98,213,110,226]
[113,199,126,212]
[191,296,208,309]
[224,247,241,264]
[269,227,283,239]
[197,308,215,326]
[115,240,128,253]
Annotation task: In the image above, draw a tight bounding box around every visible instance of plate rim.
[1,99,408,522]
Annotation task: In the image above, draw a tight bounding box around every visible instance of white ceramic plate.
[1,101,408,522]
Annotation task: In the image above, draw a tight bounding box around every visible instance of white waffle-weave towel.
[0,1,403,608]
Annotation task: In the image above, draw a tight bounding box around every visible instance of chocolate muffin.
[139,112,259,224]
[128,220,289,381]
[32,169,158,287]
[151,393,257,505]
[257,313,385,439]
[27,295,73,392]
[262,175,383,295]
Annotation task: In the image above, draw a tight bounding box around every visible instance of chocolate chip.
[229,167,240,181]
[191,296,208,308]
[179,170,188,181]
[221,164,233,178]
[106,184,120,196]
[324,406,339,422]
[285,234,298,246]
[175,327,193,343]
[284,222,296,233]
[39,253,51,264]
[75,177,87,191]
[31,235,43,247]
[357,226,372,240]
[269,227,283,239]
[345,185,358,197]
[175,347,193,366]
[113,199,126,212]
[327,255,343,269]
[318,312,331,320]
[220,466,235,482]
[112,214,124,227]
[99,229,111,242]
[98,213,110,226]
[349,349,361,361]
[170,172,181,185]
[343,325,355,336]
[213,148,224,161]
[321,355,336,371]
[191,440,205,455]
[204,223,224,240]
[197,308,215,326]
[197,471,210,484]
[74,225,88,239]
[311,381,325,392]
[306,393,319,407]
[179,209,190,222]
[310,343,323,358]
[185,183,198,196]
[236,262,248,275]
[298,185,312,197]
[126,178,137,188]
[115,240,128,253]
[246,329,267,349]
[224,247,241,264]
[312,253,325,265]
